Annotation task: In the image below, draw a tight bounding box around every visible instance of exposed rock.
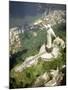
[44,69,64,86]
[33,72,50,87]
[44,79,57,86]
[33,68,64,87]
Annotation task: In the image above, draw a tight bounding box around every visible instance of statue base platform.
[39,44,61,61]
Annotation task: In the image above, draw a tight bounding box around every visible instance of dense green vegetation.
[10,22,66,88]
[53,22,66,41]
[10,48,66,88]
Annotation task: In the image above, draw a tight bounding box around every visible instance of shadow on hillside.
[9,49,27,70]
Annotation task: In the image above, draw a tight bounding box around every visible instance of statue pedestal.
[39,44,61,61]
[45,46,53,53]
[39,37,65,61]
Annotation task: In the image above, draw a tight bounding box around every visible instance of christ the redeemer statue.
[43,24,56,51]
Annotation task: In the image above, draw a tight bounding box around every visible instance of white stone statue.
[43,24,56,49]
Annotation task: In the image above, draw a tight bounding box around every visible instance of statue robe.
[43,24,56,48]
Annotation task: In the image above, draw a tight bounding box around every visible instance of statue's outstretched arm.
[42,24,49,29]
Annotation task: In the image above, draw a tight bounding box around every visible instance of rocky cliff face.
[33,68,64,87]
